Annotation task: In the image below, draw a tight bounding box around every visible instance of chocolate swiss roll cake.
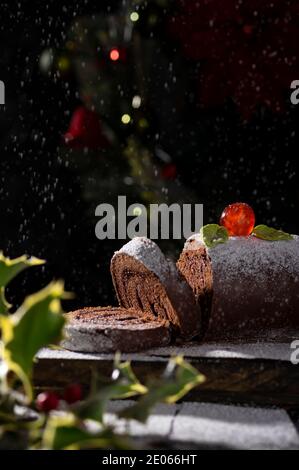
[111,237,201,340]
[62,306,170,353]
[177,234,299,341]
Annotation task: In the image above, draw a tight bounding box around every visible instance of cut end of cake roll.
[111,237,201,341]
[62,306,170,353]
[177,235,213,339]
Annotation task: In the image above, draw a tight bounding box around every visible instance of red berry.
[36,391,59,412]
[63,384,83,404]
[220,202,255,236]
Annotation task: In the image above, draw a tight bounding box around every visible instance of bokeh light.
[110,48,120,61]
[130,12,139,22]
[121,113,131,124]
[132,95,141,109]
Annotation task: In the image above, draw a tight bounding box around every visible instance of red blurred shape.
[36,391,59,412]
[63,383,83,404]
[64,106,109,149]
[242,24,253,35]
[161,163,177,180]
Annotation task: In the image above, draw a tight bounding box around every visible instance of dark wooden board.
[33,346,299,409]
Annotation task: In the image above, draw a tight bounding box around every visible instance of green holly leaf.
[42,414,130,450]
[75,356,147,423]
[0,287,10,314]
[119,356,205,423]
[252,225,293,241]
[0,281,67,400]
[200,224,229,248]
[0,253,45,314]
[162,356,206,403]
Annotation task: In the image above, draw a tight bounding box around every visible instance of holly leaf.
[75,356,147,423]
[110,355,148,398]
[119,356,205,423]
[0,287,10,315]
[252,225,293,241]
[200,224,229,248]
[42,414,130,450]
[0,281,67,400]
[0,253,45,314]
[162,356,206,403]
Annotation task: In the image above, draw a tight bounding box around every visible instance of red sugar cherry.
[220,202,255,236]
[63,383,83,404]
[36,391,59,412]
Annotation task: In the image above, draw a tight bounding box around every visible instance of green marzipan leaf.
[0,281,66,399]
[200,224,229,248]
[252,225,293,241]
[118,356,205,423]
[0,253,45,315]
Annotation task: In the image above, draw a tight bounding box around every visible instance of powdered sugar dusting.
[166,257,193,300]
[185,233,299,284]
[115,237,192,300]
[115,237,170,283]
[209,235,299,285]
[38,338,295,361]
[184,233,205,250]
[114,237,199,336]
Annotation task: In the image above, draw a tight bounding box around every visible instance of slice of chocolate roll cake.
[111,237,201,340]
[177,234,299,341]
[62,307,170,353]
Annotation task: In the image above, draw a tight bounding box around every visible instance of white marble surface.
[104,401,299,450]
[172,403,299,450]
[106,401,176,438]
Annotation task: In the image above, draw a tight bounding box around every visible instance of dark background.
[0,0,298,310]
